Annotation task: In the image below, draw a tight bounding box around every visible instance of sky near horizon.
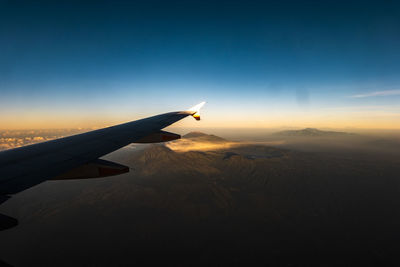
[1,0,400,129]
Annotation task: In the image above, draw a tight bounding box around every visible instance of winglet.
[187,101,206,121]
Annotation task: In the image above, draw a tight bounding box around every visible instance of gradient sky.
[1,0,400,129]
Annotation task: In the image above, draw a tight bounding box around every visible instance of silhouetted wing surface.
[0,110,196,195]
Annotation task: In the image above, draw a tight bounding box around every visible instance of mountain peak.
[183,132,226,142]
[141,144,173,157]
[183,132,208,138]
[274,128,352,137]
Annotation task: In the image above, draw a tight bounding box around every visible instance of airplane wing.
[0,102,205,229]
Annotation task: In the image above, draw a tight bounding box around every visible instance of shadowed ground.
[1,132,400,266]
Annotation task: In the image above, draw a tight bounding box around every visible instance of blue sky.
[1,0,400,129]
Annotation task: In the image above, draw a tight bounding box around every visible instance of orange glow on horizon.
[1,107,400,130]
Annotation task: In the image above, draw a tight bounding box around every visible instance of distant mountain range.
[273,128,353,137]
[182,131,226,142]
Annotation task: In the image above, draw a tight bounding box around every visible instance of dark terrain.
[0,131,400,266]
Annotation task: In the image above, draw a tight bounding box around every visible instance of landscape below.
[0,130,400,266]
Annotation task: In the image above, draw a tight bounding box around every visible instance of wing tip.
[187,101,206,121]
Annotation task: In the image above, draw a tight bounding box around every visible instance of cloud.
[166,139,239,152]
[350,90,400,98]
[165,139,286,152]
